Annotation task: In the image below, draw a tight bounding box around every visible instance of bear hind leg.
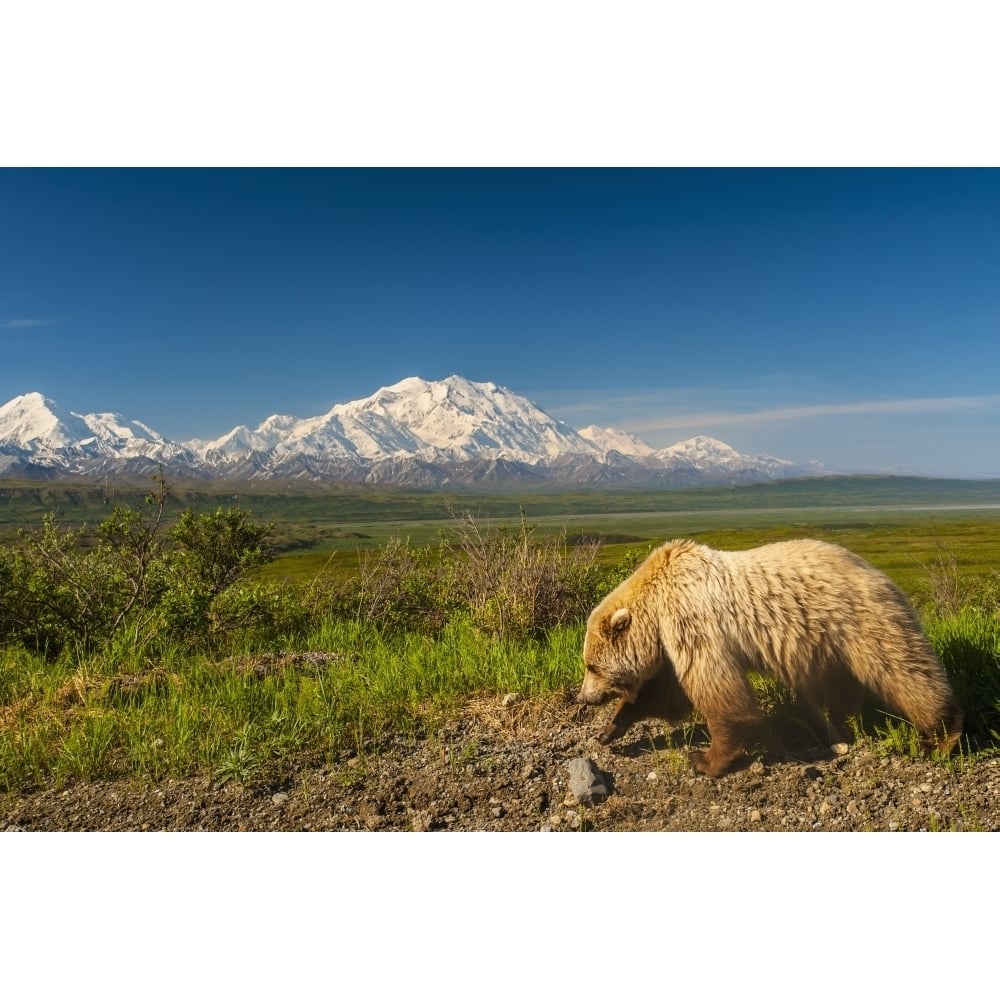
[796,672,866,747]
[917,704,963,757]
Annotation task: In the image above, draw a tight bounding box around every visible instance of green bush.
[0,478,277,659]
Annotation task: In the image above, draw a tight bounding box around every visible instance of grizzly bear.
[578,539,962,776]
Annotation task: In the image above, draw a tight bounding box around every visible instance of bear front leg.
[596,669,693,745]
[683,664,761,776]
[597,697,647,745]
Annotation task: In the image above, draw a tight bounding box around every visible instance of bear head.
[578,600,664,707]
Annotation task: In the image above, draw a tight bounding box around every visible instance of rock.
[831,742,850,755]
[271,792,289,806]
[566,757,609,805]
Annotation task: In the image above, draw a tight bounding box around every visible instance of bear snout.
[577,672,615,706]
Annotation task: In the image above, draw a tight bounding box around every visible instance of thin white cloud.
[622,394,1000,434]
[0,318,54,329]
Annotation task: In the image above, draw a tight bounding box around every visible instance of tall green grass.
[0,619,585,791]
[924,608,1000,746]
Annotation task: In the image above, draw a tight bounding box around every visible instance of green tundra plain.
[1,474,999,792]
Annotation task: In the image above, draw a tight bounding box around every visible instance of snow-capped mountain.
[189,376,595,466]
[577,424,656,458]
[653,435,796,481]
[0,378,821,487]
[0,392,194,474]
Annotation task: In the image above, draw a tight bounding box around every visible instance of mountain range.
[0,375,825,488]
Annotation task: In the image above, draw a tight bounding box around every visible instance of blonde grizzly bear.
[578,539,962,776]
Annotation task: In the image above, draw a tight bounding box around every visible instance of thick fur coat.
[578,539,962,776]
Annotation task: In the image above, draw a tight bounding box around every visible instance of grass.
[2,478,1000,793]
[0,619,586,791]
[4,593,999,794]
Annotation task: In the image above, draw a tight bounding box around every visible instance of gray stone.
[566,757,609,805]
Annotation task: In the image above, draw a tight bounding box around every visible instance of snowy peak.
[655,435,794,477]
[0,392,170,453]
[657,435,745,463]
[0,378,816,486]
[0,392,67,448]
[81,412,166,445]
[0,392,104,451]
[578,424,655,458]
[325,374,591,460]
[0,391,185,465]
[191,374,596,464]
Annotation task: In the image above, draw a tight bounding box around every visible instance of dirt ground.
[4,691,998,832]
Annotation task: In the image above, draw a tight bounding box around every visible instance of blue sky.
[2,167,998,477]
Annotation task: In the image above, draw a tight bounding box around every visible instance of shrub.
[170,507,274,596]
[441,510,606,641]
[310,511,613,641]
[341,535,459,635]
[0,476,276,659]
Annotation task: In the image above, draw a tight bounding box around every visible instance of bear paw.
[596,722,624,745]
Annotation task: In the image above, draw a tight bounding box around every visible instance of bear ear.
[610,607,631,635]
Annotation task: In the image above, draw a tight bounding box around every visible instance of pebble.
[411,811,432,832]
[271,792,289,806]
